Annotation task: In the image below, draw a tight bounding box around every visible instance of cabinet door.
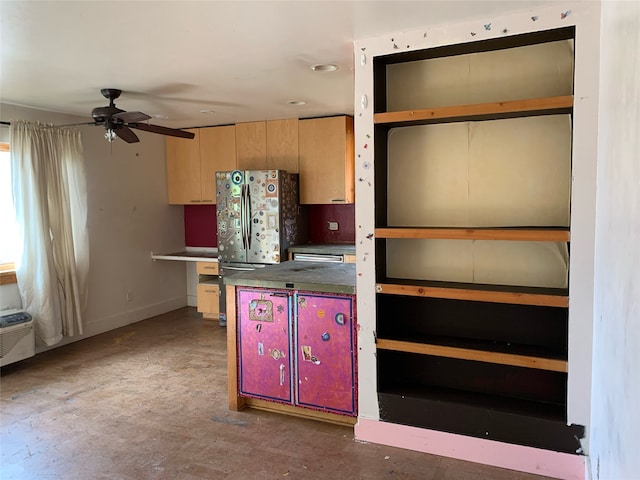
[237,288,292,404]
[200,125,237,203]
[166,129,201,204]
[197,283,219,315]
[294,293,355,415]
[267,119,299,173]
[298,116,354,204]
[236,121,267,170]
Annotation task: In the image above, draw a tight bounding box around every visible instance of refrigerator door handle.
[240,184,247,251]
[246,188,252,249]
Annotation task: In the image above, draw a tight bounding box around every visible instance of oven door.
[291,253,344,263]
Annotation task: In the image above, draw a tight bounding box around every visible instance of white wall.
[0,104,187,351]
[354,1,601,454]
[590,2,640,479]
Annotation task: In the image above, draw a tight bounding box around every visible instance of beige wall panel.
[388,124,470,226]
[387,239,475,282]
[468,115,572,227]
[473,241,568,288]
[387,39,574,111]
[387,116,571,227]
[387,239,568,288]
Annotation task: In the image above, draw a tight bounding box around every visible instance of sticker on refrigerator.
[265,179,277,197]
[231,170,243,184]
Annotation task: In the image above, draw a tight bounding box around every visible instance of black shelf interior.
[377,294,568,355]
[376,351,583,451]
[377,386,583,453]
[377,350,567,407]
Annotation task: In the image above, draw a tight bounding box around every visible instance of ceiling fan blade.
[115,125,140,143]
[112,111,151,123]
[129,123,195,139]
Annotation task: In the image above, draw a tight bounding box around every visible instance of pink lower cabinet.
[295,293,356,415]
[237,287,356,417]
[237,289,292,403]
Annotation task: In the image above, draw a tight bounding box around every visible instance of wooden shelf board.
[374,95,574,126]
[375,227,570,242]
[376,282,568,307]
[376,338,567,372]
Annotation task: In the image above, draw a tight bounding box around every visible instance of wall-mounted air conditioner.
[0,309,35,367]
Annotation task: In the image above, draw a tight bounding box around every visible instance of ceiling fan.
[90,88,195,143]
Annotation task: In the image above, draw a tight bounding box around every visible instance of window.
[0,142,18,284]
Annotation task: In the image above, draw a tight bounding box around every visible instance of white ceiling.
[1,1,547,129]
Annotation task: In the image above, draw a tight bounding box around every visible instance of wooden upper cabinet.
[200,125,237,203]
[236,119,300,172]
[298,116,354,204]
[267,119,299,173]
[166,129,201,205]
[235,121,267,170]
[166,126,237,205]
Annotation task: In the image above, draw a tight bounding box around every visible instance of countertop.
[287,244,356,255]
[224,260,356,294]
[151,248,218,263]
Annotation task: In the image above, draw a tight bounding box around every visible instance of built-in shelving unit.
[373,26,584,453]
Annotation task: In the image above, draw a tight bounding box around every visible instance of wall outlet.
[328,221,339,231]
[126,290,133,302]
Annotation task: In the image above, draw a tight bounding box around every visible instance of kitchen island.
[225,261,357,426]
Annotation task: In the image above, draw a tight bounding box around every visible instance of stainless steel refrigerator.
[215,169,308,325]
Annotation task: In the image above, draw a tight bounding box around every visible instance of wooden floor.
[1,307,556,480]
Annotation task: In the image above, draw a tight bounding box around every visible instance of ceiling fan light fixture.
[104,128,117,142]
[311,63,338,72]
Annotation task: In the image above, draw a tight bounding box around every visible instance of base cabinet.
[237,287,356,416]
[196,261,219,319]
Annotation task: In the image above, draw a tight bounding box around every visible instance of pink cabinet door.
[294,293,355,415]
[237,288,292,403]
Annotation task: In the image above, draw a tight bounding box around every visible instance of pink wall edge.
[355,419,586,480]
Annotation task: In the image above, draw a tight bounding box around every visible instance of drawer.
[197,283,219,315]
[196,261,219,275]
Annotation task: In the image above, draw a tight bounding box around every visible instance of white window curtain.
[10,121,89,347]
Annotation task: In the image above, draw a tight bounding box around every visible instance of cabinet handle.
[191,199,201,203]
[202,199,213,203]
[331,199,345,202]
[204,289,217,293]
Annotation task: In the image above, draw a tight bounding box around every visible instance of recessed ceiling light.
[153,114,169,119]
[199,109,215,114]
[287,100,306,106]
[311,64,338,72]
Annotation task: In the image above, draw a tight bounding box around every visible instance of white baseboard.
[35,295,188,354]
